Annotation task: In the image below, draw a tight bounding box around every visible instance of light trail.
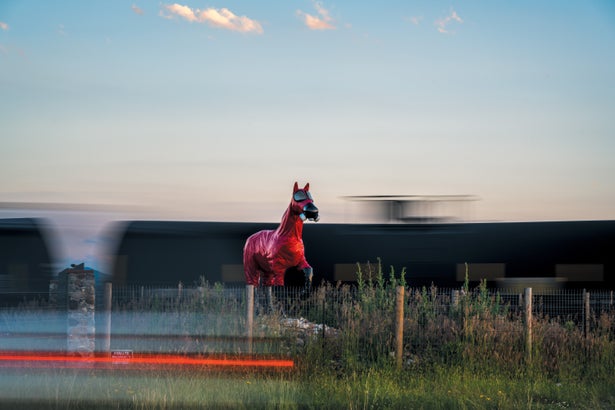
[0,352,294,370]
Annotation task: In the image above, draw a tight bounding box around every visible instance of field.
[1,264,615,409]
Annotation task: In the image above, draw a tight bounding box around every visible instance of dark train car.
[110,221,274,286]
[111,220,615,290]
[0,218,55,305]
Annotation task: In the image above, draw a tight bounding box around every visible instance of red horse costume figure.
[243,182,319,309]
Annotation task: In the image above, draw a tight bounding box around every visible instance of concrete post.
[66,264,95,357]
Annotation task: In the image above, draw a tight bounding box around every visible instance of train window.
[334,263,377,282]
[555,264,604,282]
[222,264,245,282]
[456,263,505,282]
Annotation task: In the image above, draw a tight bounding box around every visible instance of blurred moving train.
[2,217,615,296]
[111,219,615,290]
[0,218,54,300]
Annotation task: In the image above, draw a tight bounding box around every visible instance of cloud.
[435,9,463,34]
[161,3,263,34]
[405,16,423,26]
[297,1,335,30]
[131,4,144,15]
[163,4,197,22]
[0,22,9,31]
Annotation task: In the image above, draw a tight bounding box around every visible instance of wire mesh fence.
[1,282,615,371]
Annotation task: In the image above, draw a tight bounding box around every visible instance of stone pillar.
[66,264,96,357]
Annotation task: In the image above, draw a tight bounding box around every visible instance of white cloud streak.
[297,1,335,30]
[131,4,144,15]
[161,3,263,34]
[0,22,9,31]
[435,9,463,34]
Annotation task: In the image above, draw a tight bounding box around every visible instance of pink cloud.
[297,1,335,30]
[0,22,9,31]
[161,3,263,34]
[435,10,463,34]
[131,4,145,15]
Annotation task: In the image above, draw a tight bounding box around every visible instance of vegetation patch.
[1,261,614,408]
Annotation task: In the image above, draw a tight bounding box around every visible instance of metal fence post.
[524,287,532,364]
[583,290,590,339]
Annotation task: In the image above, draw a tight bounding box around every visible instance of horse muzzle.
[300,203,320,222]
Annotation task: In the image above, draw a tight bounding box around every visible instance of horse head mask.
[292,182,319,222]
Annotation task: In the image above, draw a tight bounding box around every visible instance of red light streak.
[0,352,293,369]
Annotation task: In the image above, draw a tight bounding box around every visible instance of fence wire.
[1,284,614,367]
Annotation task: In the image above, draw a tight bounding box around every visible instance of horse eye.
[293,191,314,202]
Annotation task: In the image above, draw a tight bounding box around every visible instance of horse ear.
[304,183,310,191]
[293,182,299,192]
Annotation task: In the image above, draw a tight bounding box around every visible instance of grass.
[1,262,615,408]
[1,365,613,409]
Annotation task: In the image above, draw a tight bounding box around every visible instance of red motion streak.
[0,353,294,368]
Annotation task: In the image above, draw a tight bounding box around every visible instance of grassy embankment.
[1,262,614,408]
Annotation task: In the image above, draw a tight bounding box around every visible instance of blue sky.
[2,0,615,227]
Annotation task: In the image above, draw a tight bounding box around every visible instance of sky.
[2,0,615,235]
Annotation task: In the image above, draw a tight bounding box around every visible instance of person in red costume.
[243,182,319,310]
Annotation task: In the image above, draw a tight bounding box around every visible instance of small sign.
[111,350,133,363]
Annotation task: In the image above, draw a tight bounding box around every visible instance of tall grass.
[107,262,615,385]
[2,262,615,408]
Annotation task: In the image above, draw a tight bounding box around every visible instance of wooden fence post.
[395,286,405,369]
[246,285,254,354]
[102,282,112,355]
[524,287,532,364]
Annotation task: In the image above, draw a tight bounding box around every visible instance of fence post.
[524,287,532,364]
[583,290,590,339]
[395,286,405,369]
[451,289,459,310]
[246,285,254,354]
[102,282,112,355]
